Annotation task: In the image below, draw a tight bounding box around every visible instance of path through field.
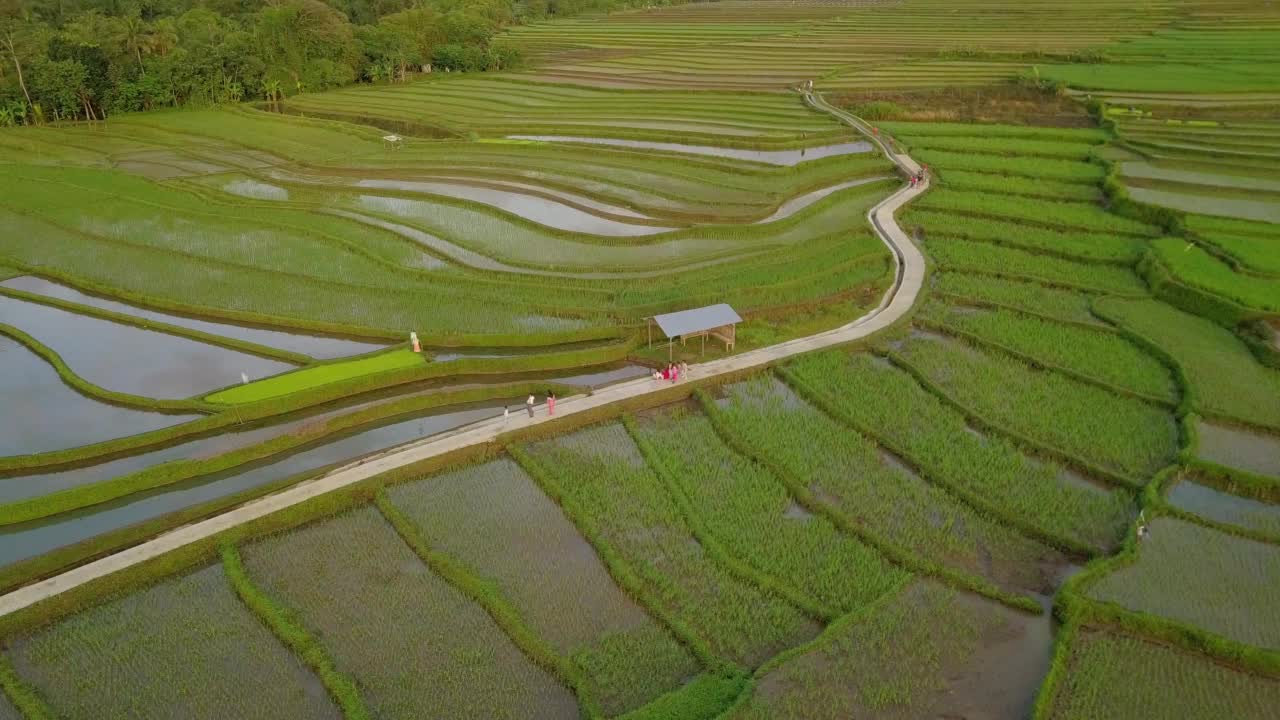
[0,92,928,619]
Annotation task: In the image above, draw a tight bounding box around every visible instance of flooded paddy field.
[1,276,388,360]
[0,337,198,456]
[3,1,1279,715]
[0,295,295,398]
[0,399,516,570]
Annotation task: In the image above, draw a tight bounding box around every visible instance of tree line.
[0,0,686,125]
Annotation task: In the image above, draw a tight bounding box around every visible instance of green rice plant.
[1043,627,1280,720]
[628,404,909,613]
[1186,214,1280,240]
[0,656,52,720]
[726,581,1043,719]
[915,189,1160,236]
[920,301,1177,402]
[893,335,1178,479]
[934,170,1102,203]
[521,423,821,668]
[878,122,1108,144]
[900,209,1143,263]
[1086,517,1280,649]
[1151,237,1280,313]
[910,149,1106,183]
[933,273,1102,326]
[897,135,1099,161]
[3,564,341,720]
[783,352,1132,553]
[206,349,423,404]
[221,545,368,720]
[240,507,580,719]
[1196,231,1280,276]
[926,238,1148,295]
[1093,298,1280,430]
[385,459,699,716]
[710,376,1065,593]
[1037,62,1280,93]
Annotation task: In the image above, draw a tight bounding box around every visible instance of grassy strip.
[1186,458,1280,505]
[0,381,573,526]
[615,671,746,720]
[205,349,425,403]
[0,323,218,414]
[1141,251,1261,328]
[1030,615,1081,719]
[698,385,1043,614]
[0,655,55,720]
[220,544,370,720]
[0,285,313,365]
[882,348,1143,490]
[620,414,836,622]
[508,444,733,676]
[777,364,1118,556]
[374,490,603,718]
[0,340,634,474]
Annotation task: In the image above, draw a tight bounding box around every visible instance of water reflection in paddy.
[353,179,674,237]
[0,295,295,398]
[508,136,873,165]
[1196,420,1280,478]
[0,400,515,569]
[1167,480,1280,535]
[1,276,387,360]
[0,338,198,456]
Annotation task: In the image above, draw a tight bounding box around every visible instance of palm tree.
[261,79,282,104]
[116,11,150,73]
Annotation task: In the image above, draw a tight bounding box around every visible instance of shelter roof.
[651,304,742,338]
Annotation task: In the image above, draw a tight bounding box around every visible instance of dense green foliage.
[0,0,685,122]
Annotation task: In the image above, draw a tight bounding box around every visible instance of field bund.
[0,94,927,619]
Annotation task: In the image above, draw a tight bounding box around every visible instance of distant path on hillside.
[0,93,929,620]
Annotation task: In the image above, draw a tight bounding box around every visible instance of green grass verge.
[221,544,370,720]
[206,349,425,403]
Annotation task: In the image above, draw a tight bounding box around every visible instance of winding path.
[0,92,929,619]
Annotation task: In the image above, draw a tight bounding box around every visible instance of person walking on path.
[680,361,689,378]
[548,391,556,416]
[503,406,510,425]
[526,394,535,418]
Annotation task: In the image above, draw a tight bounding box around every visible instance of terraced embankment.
[0,92,926,619]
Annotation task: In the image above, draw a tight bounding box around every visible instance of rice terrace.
[0,0,1279,717]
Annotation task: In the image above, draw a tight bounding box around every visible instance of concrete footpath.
[0,95,929,620]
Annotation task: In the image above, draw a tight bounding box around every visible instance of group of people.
[506,391,557,421]
[909,167,928,188]
[655,361,688,384]
[503,361,691,424]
